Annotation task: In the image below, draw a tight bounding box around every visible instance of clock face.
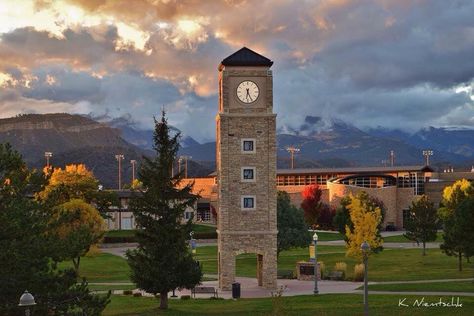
[236,80,259,104]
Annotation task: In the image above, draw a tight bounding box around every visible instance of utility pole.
[130,160,137,182]
[286,146,300,169]
[422,150,433,166]
[179,155,192,178]
[44,152,53,168]
[115,154,124,190]
[390,150,395,167]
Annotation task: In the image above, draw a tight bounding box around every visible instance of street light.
[18,290,36,316]
[361,241,371,316]
[313,232,319,295]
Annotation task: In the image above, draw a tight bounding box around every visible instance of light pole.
[390,150,395,167]
[130,160,137,182]
[313,232,319,295]
[18,290,36,316]
[44,152,53,168]
[115,154,124,190]
[179,155,192,178]
[361,241,371,316]
[422,150,433,166]
[286,146,300,169]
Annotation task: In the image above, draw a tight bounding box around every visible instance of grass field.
[103,294,474,316]
[361,281,474,293]
[63,245,473,284]
[383,232,444,243]
[195,245,473,281]
[60,253,131,282]
[105,224,217,238]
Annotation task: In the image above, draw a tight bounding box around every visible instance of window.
[241,138,256,153]
[241,196,256,210]
[242,167,256,182]
[185,211,194,220]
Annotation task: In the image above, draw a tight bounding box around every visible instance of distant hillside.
[0,113,212,188]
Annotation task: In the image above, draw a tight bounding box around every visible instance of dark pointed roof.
[220,47,273,68]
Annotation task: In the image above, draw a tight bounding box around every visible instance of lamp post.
[313,232,319,295]
[361,241,371,316]
[18,290,36,316]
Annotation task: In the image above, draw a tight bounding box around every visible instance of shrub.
[334,262,347,279]
[277,269,295,279]
[133,292,142,297]
[353,263,365,282]
[123,290,133,295]
[318,261,326,279]
[181,295,191,300]
[193,231,218,239]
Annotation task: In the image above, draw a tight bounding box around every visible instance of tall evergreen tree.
[126,112,202,310]
[0,143,109,315]
[277,191,311,256]
[403,195,438,256]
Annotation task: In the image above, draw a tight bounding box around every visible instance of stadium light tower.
[115,154,124,190]
[286,146,300,169]
[179,155,192,178]
[130,160,137,182]
[44,152,53,168]
[422,150,433,166]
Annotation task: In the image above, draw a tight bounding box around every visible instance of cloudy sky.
[0,0,473,142]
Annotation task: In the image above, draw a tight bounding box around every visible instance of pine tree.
[403,195,438,256]
[277,191,311,256]
[0,143,110,315]
[126,112,202,309]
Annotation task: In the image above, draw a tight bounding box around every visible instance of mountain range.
[1,113,473,188]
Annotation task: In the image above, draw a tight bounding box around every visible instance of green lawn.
[195,245,473,282]
[61,245,473,284]
[361,281,474,293]
[383,232,444,243]
[315,231,344,241]
[60,253,131,282]
[89,284,136,291]
[103,294,474,315]
[105,224,216,238]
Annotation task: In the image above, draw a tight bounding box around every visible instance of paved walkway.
[91,277,474,299]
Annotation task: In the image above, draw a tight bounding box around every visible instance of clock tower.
[216,47,277,290]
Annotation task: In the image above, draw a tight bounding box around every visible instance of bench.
[328,271,344,280]
[191,286,218,298]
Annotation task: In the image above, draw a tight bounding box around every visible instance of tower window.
[242,167,256,182]
[241,139,256,153]
[241,196,256,210]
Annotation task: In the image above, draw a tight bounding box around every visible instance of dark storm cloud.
[1,0,473,141]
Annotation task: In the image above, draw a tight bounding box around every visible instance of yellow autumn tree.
[38,164,99,204]
[51,199,105,272]
[439,179,473,219]
[345,192,383,260]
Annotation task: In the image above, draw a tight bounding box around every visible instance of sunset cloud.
[0,0,473,141]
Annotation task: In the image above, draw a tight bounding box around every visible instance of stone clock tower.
[216,47,277,290]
